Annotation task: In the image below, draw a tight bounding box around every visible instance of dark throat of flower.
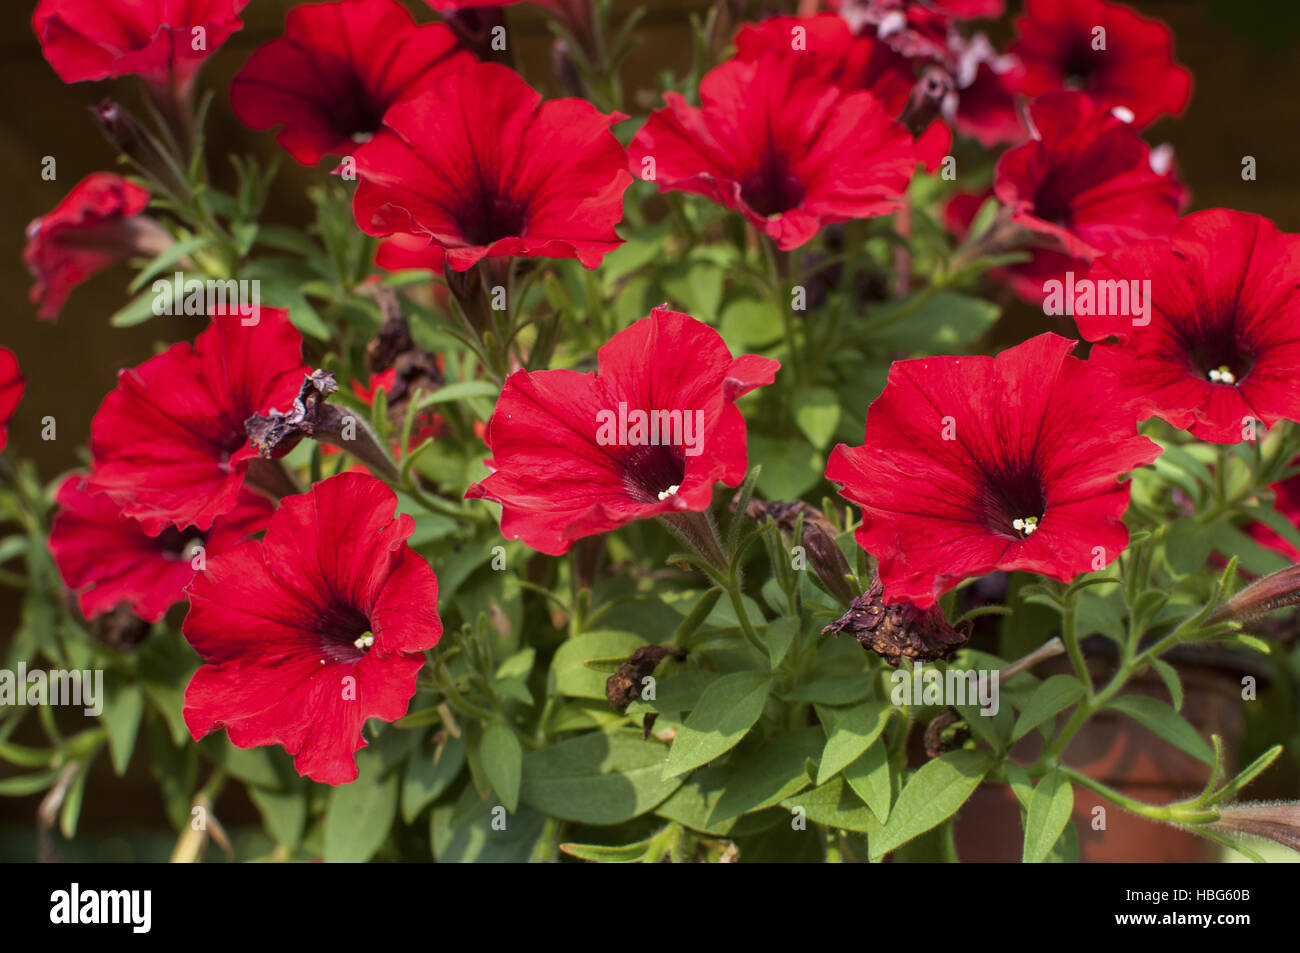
[740,152,806,219]
[316,602,376,664]
[458,189,528,246]
[621,443,687,505]
[1181,324,1256,386]
[978,464,1047,539]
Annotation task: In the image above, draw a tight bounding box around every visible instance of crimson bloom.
[33,0,247,96]
[0,349,24,453]
[466,307,779,555]
[629,51,917,251]
[230,0,472,167]
[49,477,272,623]
[24,173,167,321]
[1250,459,1300,562]
[183,473,442,785]
[994,91,1185,261]
[1010,0,1192,129]
[1076,210,1300,444]
[352,62,630,271]
[826,333,1160,608]
[87,308,307,536]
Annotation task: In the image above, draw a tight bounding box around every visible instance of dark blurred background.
[1,0,1299,856]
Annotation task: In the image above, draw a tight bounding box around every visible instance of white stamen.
[1110,105,1135,124]
[657,484,680,502]
[353,633,375,650]
[1209,366,1236,385]
[1015,516,1040,537]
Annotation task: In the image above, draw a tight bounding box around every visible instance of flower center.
[316,603,375,663]
[458,190,528,247]
[978,465,1047,539]
[740,153,806,218]
[621,444,687,505]
[1182,329,1254,386]
[154,527,206,561]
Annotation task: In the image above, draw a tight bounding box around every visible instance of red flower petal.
[231,0,472,167]
[183,472,441,785]
[0,349,25,453]
[630,51,917,250]
[827,333,1160,607]
[87,308,308,536]
[1010,0,1192,129]
[23,173,153,321]
[466,307,778,555]
[1077,209,1300,443]
[49,476,272,623]
[352,62,631,271]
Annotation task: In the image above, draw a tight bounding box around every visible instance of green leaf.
[101,674,144,776]
[1022,768,1074,863]
[1105,695,1212,764]
[1166,517,1213,576]
[521,730,682,824]
[401,736,466,823]
[552,630,647,699]
[781,775,875,833]
[662,670,771,779]
[815,701,890,785]
[432,787,547,863]
[1011,674,1085,743]
[417,380,502,405]
[762,617,799,670]
[323,752,399,862]
[871,749,993,858]
[128,236,215,293]
[719,295,783,350]
[871,291,1000,352]
[248,783,307,852]
[1150,658,1184,712]
[480,723,523,813]
[792,386,841,450]
[783,675,872,706]
[708,728,823,823]
[1210,522,1290,578]
[842,741,892,822]
[560,838,654,863]
[749,433,823,500]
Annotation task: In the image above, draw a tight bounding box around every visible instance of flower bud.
[1207,801,1300,852]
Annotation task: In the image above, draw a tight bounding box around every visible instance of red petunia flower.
[0,349,24,453]
[949,33,1026,146]
[1075,210,1300,444]
[49,476,272,623]
[352,61,631,271]
[33,0,247,96]
[87,308,308,536]
[826,333,1160,608]
[733,14,951,170]
[182,472,442,785]
[629,51,917,251]
[993,91,1185,261]
[24,173,167,321]
[230,0,472,167]
[465,307,779,555]
[1010,0,1192,130]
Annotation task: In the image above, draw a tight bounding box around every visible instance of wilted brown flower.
[1207,801,1300,852]
[822,574,968,666]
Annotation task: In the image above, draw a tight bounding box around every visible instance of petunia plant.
[4,0,1300,865]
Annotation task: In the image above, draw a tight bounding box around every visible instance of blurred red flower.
[231,0,472,167]
[87,308,307,536]
[1077,210,1300,444]
[352,62,631,271]
[49,477,272,622]
[629,51,917,250]
[994,91,1186,261]
[1010,0,1192,129]
[33,0,247,96]
[827,333,1160,608]
[23,173,165,321]
[0,349,24,453]
[182,473,441,785]
[466,307,778,555]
